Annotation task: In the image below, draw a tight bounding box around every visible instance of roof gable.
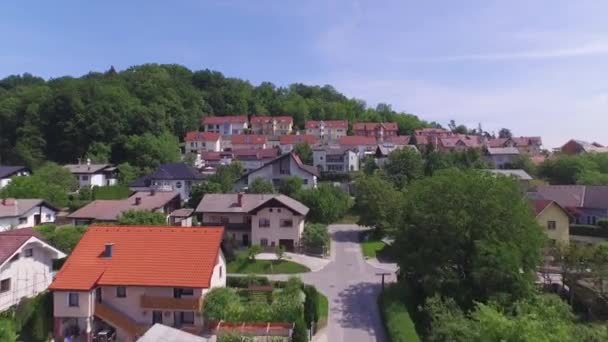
[0,166,30,179]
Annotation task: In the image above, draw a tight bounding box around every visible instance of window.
[219,266,223,278]
[181,311,195,325]
[180,288,194,296]
[152,311,163,324]
[547,221,557,230]
[116,286,126,298]
[24,248,33,258]
[261,238,268,246]
[18,217,27,225]
[68,293,79,307]
[45,213,52,220]
[176,181,182,189]
[269,208,273,212]
[81,175,89,181]
[220,217,229,225]
[0,279,10,293]
[280,219,293,228]
[303,179,308,185]
[259,218,270,228]
[277,208,282,213]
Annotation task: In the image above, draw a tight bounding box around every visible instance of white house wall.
[0,205,56,231]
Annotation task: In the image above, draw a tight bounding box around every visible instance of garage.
[278,239,295,252]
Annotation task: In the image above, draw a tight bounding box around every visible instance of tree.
[34,224,87,253]
[0,319,17,342]
[293,142,313,165]
[275,245,286,262]
[247,178,275,194]
[278,176,303,197]
[247,244,263,261]
[124,131,180,173]
[360,155,378,175]
[209,163,244,192]
[538,155,596,185]
[117,210,167,225]
[296,184,352,223]
[201,288,244,322]
[85,142,111,163]
[353,174,403,236]
[188,181,223,208]
[498,128,513,139]
[34,162,78,192]
[395,169,545,310]
[301,223,330,251]
[117,162,138,185]
[0,176,69,208]
[504,154,536,176]
[383,147,423,188]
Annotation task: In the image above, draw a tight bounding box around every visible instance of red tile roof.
[414,128,451,136]
[488,137,542,147]
[339,136,378,146]
[385,135,410,145]
[305,120,348,129]
[250,116,293,125]
[232,148,278,159]
[440,136,482,148]
[230,135,267,145]
[49,225,224,291]
[203,115,248,125]
[184,131,220,142]
[353,122,398,131]
[279,135,317,145]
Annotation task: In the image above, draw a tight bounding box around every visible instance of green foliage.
[34,162,78,192]
[124,131,180,173]
[117,210,167,225]
[85,141,111,163]
[539,155,595,184]
[13,292,53,342]
[226,275,270,288]
[227,257,310,274]
[378,285,421,342]
[361,155,379,175]
[383,148,424,188]
[247,178,275,194]
[202,288,244,322]
[503,154,537,176]
[292,318,308,342]
[217,333,254,342]
[92,185,131,199]
[0,319,17,342]
[293,142,313,165]
[247,245,263,261]
[296,184,352,223]
[275,245,286,261]
[34,224,87,253]
[209,163,244,192]
[396,169,545,310]
[117,162,139,185]
[278,176,303,197]
[301,224,330,251]
[353,174,403,236]
[188,181,223,208]
[597,219,608,229]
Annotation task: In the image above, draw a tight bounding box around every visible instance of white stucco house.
[64,161,118,188]
[0,228,65,312]
[202,115,248,135]
[0,198,58,231]
[0,166,31,189]
[234,152,318,191]
[313,146,359,173]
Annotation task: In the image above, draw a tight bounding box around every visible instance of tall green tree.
[278,176,303,197]
[247,178,275,194]
[383,148,424,188]
[117,210,167,225]
[124,131,180,173]
[293,142,313,165]
[353,174,403,236]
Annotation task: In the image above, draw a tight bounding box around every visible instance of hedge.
[570,224,608,238]
[93,185,132,200]
[226,276,270,288]
[378,285,420,342]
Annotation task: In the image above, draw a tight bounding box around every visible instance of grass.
[316,291,329,329]
[361,240,387,259]
[227,258,311,274]
[378,285,421,342]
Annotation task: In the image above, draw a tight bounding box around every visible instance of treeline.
[0,64,430,169]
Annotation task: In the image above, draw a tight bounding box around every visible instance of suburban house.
[64,161,118,188]
[250,116,293,136]
[0,166,31,189]
[338,136,378,157]
[183,131,221,154]
[534,185,608,225]
[279,135,317,153]
[305,120,348,143]
[412,128,454,151]
[375,144,417,167]
[486,147,521,169]
[229,135,268,150]
[67,191,180,225]
[437,135,483,152]
[196,193,309,251]
[169,209,194,227]
[234,152,318,191]
[485,169,533,189]
[129,163,203,201]
[137,324,208,342]
[202,115,248,135]
[199,151,234,169]
[0,228,66,312]
[232,148,280,172]
[50,225,226,342]
[313,146,359,173]
[384,135,410,146]
[487,136,543,155]
[532,199,570,245]
[560,139,608,155]
[353,122,398,140]
[0,198,58,231]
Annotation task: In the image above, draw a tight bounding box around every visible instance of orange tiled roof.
[305,120,348,129]
[338,136,378,146]
[203,115,247,125]
[230,135,267,145]
[49,226,224,291]
[250,116,293,125]
[185,131,220,142]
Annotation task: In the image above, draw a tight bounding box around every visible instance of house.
[184,131,221,154]
[486,147,520,169]
[534,185,608,225]
[438,135,483,152]
[50,225,226,342]
[199,151,234,169]
[229,135,267,150]
[305,120,348,143]
[353,122,398,140]
[0,228,66,312]
[384,135,410,146]
[338,136,378,157]
[374,144,418,167]
[0,166,31,189]
[560,139,608,155]
[250,116,293,136]
[64,161,118,188]
[485,169,533,189]
[234,152,318,191]
[487,136,543,155]
[313,146,359,173]
[129,163,203,201]
[532,199,570,245]
[279,135,317,153]
[169,209,194,227]
[196,193,309,251]
[202,115,248,135]
[67,191,180,225]
[412,128,454,151]
[0,198,58,231]
[232,148,280,172]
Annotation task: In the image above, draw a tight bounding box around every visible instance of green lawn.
[378,285,421,342]
[316,291,329,329]
[361,240,386,259]
[227,259,310,274]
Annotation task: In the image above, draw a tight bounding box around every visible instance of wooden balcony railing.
[140,295,203,311]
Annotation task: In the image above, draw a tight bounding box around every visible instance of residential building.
[374,144,418,167]
[438,135,483,152]
[384,135,410,146]
[234,152,318,191]
[67,191,180,225]
[560,139,608,155]
[250,116,293,135]
[0,166,30,189]
[169,209,194,227]
[532,199,570,245]
[338,136,378,157]
[485,169,533,189]
[279,135,317,153]
[313,147,359,173]
[50,226,226,342]
[199,151,234,169]
[305,120,348,143]
[229,135,267,150]
[487,136,543,155]
[0,198,58,231]
[232,148,280,172]
[202,115,248,135]
[183,131,221,154]
[486,147,521,169]
[64,161,118,188]
[535,185,608,225]
[129,163,203,201]
[0,228,66,311]
[412,128,454,151]
[353,122,398,140]
[196,193,309,251]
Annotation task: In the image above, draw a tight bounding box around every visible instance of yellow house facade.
[533,199,570,245]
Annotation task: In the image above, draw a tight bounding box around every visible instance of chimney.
[104,243,114,258]
[135,197,142,205]
[237,192,244,207]
[2,198,15,206]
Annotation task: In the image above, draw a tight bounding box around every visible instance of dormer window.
[104,244,114,258]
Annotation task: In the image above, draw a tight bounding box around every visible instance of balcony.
[140,295,203,311]
[94,302,148,338]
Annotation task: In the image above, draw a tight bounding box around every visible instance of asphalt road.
[300,224,397,342]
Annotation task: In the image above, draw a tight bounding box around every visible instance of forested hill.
[0,64,430,168]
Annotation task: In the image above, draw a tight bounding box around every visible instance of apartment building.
[353,122,398,140]
[202,116,248,135]
[313,147,359,173]
[305,120,348,143]
[184,131,221,154]
[250,116,293,136]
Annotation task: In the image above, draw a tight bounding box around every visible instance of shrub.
[296,184,352,223]
[202,288,244,322]
[247,245,263,261]
[117,210,167,225]
[0,319,17,342]
[34,225,87,254]
[292,317,308,342]
[226,276,270,288]
[303,285,319,327]
[378,285,420,342]
[597,219,608,229]
[301,224,330,253]
[93,185,131,199]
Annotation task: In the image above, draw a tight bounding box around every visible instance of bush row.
[378,284,421,342]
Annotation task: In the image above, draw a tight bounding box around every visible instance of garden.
[226,246,311,275]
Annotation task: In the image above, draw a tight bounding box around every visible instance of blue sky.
[3,1,608,148]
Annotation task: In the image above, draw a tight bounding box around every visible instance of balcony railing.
[140,295,203,311]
